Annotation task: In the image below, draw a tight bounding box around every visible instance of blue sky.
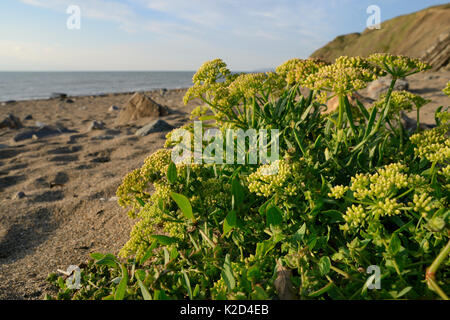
[0,0,447,71]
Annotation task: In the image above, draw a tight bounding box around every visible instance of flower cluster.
[183,59,236,106]
[347,163,409,200]
[303,56,384,95]
[371,90,430,115]
[247,160,296,197]
[275,58,326,86]
[410,124,450,163]
[368,53,431,78]
[410,193,438,216]
[228,72,285,99]
[328,185,348,199]
[444,81,450,96]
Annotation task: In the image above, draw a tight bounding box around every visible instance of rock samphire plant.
[47,55,449,300]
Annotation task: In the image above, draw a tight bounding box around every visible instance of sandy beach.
[0,70,448,299]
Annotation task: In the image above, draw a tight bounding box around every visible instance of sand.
[0,71,448,300]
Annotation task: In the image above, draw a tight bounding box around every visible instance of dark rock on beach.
[0,114,22,129]
[135,119,174,137]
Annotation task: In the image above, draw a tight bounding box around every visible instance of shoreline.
[0,87,191,104]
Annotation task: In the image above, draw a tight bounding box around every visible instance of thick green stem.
[373,77,397,134]
[337,94,345,129]
[426,239,450,300]
[416,107,421,132]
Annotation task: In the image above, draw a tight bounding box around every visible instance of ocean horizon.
[0,71,196,102]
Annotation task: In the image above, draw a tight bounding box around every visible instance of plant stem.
[337,94,345,129]
[416,107,421,132]
[373,77,397,134]
[426,239,450,300]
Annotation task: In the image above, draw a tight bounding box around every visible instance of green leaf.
[170,192,194,220]
[167,161,177,184]
[221,254,235,291]
[140,240,158,265]
[223,210,237,235]
[343,95,357,135]
[356,99,370,120]
[164,248,170,266]
[255,240,275,257]
[150,235,178,246]
[95,254,119,268]
[136,197,146,207]
[153,290,169,300]
[135,270,152,300]
[182,271,193,300]
[292,223,306,244]
[170,246,179,261]
[388,233,401,255]
[318,256,331,276]
[396,286,413,298]
[266,205,283,227]
[90,252,105,260]
[251,286,269,299]
[320,210,344,223]
[114,264,128,300]
[193,284,200,298]
[231,178,244,209]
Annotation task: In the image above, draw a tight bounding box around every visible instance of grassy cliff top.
[310,4,450,62]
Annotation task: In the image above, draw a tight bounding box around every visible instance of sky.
[0,0,447,71]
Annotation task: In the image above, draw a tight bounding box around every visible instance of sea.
[0,71,195,102]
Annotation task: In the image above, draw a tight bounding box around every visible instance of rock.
[24,115,33,120]
[135,119,174,137]
[14,191,26,200]
[50,93,67,100]
[12,124,75,142]
[115,92,169,125]
[421,32,450,71]
[400,112,436,132]
[90,135,115,141]
[87,121,105,131]
[0,114,22,129]
[65,99,75,103]
[108,105,120,112]
[365,78,409,100]
[324,92,370,114]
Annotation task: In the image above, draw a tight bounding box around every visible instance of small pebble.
[14,191,26,199]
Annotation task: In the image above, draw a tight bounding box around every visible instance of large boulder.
[115,92,168,125]
[0,114,22,129]
[364,77,409,100]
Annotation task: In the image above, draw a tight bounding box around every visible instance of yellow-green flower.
[304,56,384,95]
[371,90,430,115]
[228,72,285,99]
[276,58,326,86]
[410,125,450,163]
[443,81,450,96]
[368,53,431,78]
